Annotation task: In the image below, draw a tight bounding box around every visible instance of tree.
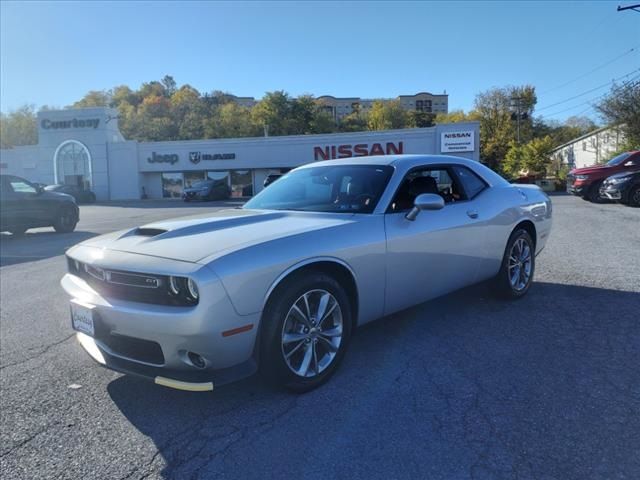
[161,75,177,97]
[595,79,640,147]
[73,90,111,108]
[0,105,38,148]
[406,111,435,128]
[502,136,555,179]
[367,100,409,130]
[339,110,368,132]
[251,91,292,136]
[473,85,537,169]
[289,95,317,134]
[434,109,478,124]
[205,102,257,138]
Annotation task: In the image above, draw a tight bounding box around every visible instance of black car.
[0,175,80,236]
[45,184,97,204]
[182,179,231,202]
[600,170,640,207]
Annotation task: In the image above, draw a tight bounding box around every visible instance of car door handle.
[466,210,479,219]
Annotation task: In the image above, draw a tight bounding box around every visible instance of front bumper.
[61,269,260,391]
[76,332,256,391]
[600,185,622,200]
[567,183,587,196]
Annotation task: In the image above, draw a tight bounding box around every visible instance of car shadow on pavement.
[107,281,640,479]
[0,230,97,267]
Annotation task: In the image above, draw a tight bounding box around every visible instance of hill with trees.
[2,74,638,178]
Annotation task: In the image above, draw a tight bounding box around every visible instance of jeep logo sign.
[441,131,474,153]
[147,152,179,164]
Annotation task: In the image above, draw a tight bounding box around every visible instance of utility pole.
[617,3,640,12]
[510,96,523,144]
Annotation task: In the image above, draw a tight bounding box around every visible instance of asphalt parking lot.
[1,195,639,480]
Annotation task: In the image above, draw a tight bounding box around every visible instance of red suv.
[567,151,640,202]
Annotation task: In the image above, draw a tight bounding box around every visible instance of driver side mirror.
[35,185,44,195]
[405,193,444,221]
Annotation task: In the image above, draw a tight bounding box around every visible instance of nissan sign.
[441,131,474,153]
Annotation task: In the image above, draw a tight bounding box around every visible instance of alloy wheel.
[508,237,532,291]
[281,289,343,378]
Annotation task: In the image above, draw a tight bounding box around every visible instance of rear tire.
[53,206,77,233]
[494,228,535,299]
[260,272,352,392]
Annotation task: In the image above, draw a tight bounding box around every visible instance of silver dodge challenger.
[62,155,552,392]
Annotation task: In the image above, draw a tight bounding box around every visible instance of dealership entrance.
[54,140,92,189]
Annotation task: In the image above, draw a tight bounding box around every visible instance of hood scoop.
[132,227,168,237]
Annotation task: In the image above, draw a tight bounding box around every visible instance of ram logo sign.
[313,142,403,161]
[441,131,474,153]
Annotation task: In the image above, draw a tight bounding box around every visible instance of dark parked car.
[600,170,640,207]
[263,174,283,188]
[182,179,231,202]
[567,151,640,202]
[0,175,79,236]
[45,184,96,203]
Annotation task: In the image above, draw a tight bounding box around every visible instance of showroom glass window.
[184,171,206,189]
[207,171,230,187]
[231,170,253,197]
[55,140,92,189]
[161,173,183,198]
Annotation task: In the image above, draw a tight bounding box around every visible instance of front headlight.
[609,175,631,184]
[187,278,199,300]
[168,276,199,303]
[575,174,590,180]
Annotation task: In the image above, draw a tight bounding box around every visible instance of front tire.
[587,181,603,202]
[627,185,640,207]
[494,228,535,299]
[53,206,77,233]
[261,272,352,392]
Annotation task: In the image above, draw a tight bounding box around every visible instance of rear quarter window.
[453,166,487,199]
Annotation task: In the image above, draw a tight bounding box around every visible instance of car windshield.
[606,152,631,166]
[244,165,394,213]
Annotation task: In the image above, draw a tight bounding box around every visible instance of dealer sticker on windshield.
[70,300,95,336]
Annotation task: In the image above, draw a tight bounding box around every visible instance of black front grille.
[99,332,165,365]
[67,257,197,306]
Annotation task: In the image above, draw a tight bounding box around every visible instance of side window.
[9,178,37,194]
[452,166,487,199]
[388,167,463,212]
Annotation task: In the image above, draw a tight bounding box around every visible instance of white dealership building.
[0,107,479,201]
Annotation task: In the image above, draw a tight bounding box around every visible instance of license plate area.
[70,299,95,336]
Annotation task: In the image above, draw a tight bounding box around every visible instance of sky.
[1,1,638,123]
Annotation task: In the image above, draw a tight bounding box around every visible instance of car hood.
[76,209,355,263]
[569,165,612,175]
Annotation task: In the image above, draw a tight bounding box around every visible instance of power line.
[540,46,638,94]
[536,68,640,112]
[538,73,640,118]
[617,3,640,13]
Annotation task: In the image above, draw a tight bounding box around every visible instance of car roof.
[296,154,508,189]
[299,154,479,168]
